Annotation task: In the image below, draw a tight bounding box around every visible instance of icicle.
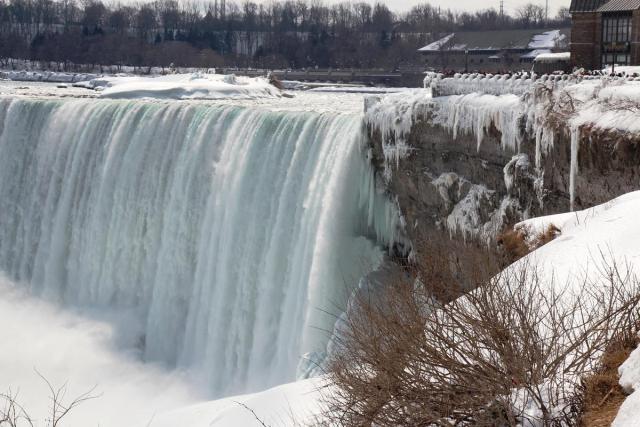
[569,126,580,211]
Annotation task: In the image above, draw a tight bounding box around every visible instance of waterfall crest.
[0,97,401,396]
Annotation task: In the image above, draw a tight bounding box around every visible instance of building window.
[602,14,631,44]
[601,13,632,66]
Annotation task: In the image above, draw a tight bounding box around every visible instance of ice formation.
[0,96,403,397]
[368,74,640,212]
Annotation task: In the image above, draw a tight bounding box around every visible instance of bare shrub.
[535,224,561,247]
[0,390,33,427]
[497,227,530,262]
[498,223,561,263]
[0,372,99,427]
[325,251,640,426]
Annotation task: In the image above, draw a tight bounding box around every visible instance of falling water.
[0,96,402,397]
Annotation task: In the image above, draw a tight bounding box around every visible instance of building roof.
[418,29,570,53]
[521,49,552,59]
[534,52,571,62]
[569,0,608,12]
[597,0,640,12]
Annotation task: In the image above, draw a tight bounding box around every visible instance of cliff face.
[365,90,640,251]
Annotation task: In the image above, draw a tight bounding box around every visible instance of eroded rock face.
[366,105,640,252]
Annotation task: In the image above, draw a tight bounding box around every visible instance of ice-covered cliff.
[364,76,640,247]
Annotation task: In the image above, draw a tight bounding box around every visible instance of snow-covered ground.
[0,69,100,83]
[84,73,282,100]
[0,69,283,100]
[516,191,640,291]
[149,378,327,427]
[615,344,640,426]
[516,192,640,426]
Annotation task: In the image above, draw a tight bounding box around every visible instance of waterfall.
[0,97,402,397]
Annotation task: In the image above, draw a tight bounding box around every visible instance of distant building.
[418,28,570,73]
[570,0,640,70]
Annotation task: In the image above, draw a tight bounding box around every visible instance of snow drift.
[79,73,282,100]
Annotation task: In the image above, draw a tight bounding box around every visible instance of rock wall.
[365,92,640,251]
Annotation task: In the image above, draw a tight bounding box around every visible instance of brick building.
[570,0,640,70]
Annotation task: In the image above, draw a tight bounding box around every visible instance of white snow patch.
[528,30,566,50]
[614,343,640,427]
[81,73,281,100]
[148,377,328,427]
[0,70,99,83]
[516,191,640,289]
[418,33,455,52]
[534,52,571,62]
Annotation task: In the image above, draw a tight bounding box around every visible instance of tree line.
[0,0,571,70]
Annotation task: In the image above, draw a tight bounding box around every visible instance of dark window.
[602,13,632,43]
[601,13,632,66]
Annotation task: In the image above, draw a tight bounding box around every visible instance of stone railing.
[425,72,640,98]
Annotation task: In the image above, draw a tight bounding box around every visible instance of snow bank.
[149,377,328,427]
[516,191,640,289]
[80,73,281,100]
[614,345,640,427]
[1,70,99,83]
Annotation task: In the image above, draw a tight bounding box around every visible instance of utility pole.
[500,1,504,21]
[220,0,226,20]
[545,0,549,24]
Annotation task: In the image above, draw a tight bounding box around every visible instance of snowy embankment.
[1,69,283,100]
[515,192,640,426]
[0,69,99,83]
[81,73,282,100]
[515,191,640,291]
[148,378,327,427]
